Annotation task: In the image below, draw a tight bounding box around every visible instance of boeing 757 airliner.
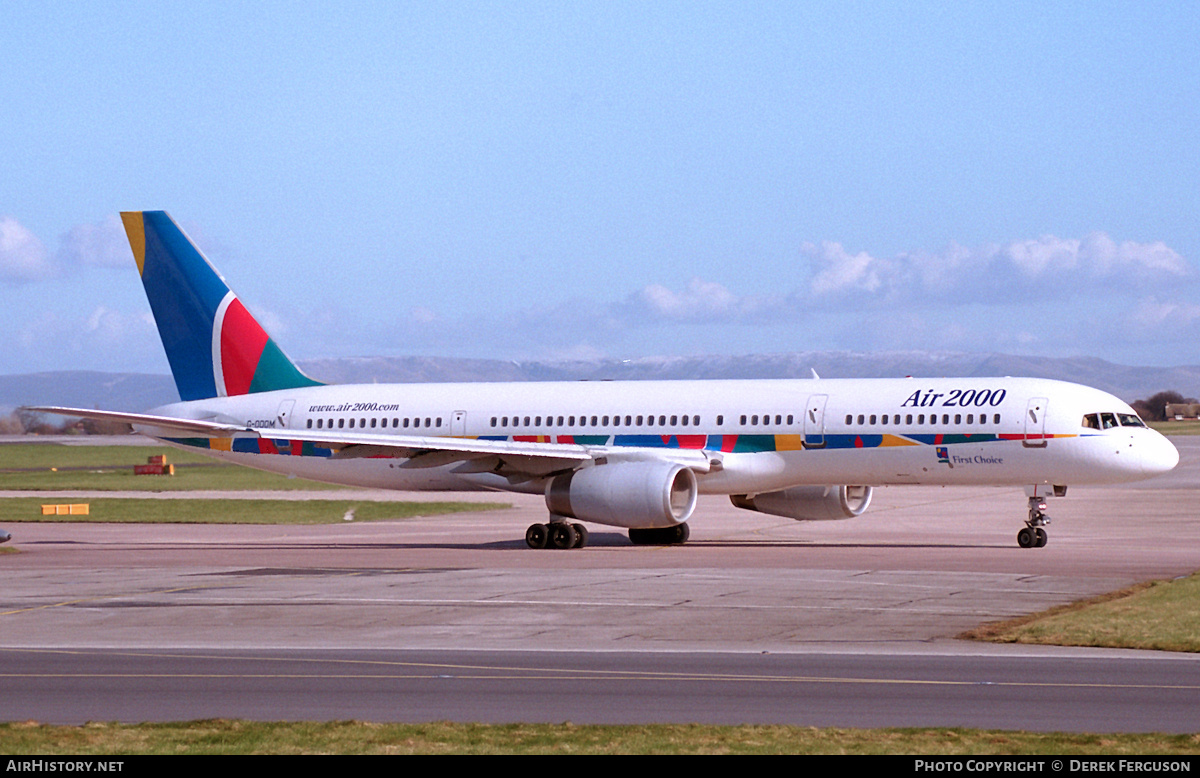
[28,212,1180,549]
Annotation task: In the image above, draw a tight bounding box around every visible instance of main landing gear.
[523,521,692,548]
[628,523,690,546]
[1017,496,1050,548]
[525,521,589,550]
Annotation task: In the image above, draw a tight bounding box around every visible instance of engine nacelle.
[730,485,873,521]
[545,462,698,529]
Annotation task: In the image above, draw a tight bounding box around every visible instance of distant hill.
[4,352,1199,413]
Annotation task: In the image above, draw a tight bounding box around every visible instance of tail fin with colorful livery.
[120,211,321,402]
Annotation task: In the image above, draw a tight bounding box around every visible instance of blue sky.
[2,2,1198,375]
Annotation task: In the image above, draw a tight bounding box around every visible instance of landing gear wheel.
[525,523,548,549]
[571,523,588,549]
[627,524,690,546]
[1017,527,1035,548]
[670,522,690,544]
[1035,527,1047,547]
[549,522,578,550]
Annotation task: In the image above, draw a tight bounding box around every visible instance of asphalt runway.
[1,438,1199,730]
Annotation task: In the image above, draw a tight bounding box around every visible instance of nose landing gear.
[1018,496,1050,548]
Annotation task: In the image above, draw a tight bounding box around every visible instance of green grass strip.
[0,497,508,525]
[0,443,349,491]
[963,572,1200,653]
[1,721,1198,755]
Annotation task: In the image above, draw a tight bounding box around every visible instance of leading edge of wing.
[24,405,593,465]
[20,406,252,436]
[23,406,713,474]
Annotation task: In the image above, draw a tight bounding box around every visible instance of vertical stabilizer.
[121,211,322,402]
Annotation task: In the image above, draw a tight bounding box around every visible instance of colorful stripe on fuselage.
[167,431,1076,458]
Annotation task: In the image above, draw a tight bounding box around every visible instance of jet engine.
[545,462,698,528]
[730,485,873,521]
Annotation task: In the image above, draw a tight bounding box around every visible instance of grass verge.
[2,720,1198,755]
[962,572,1200,652]
[1148,420,1200,436]
[0,444,347,491]
[0,497,508,525]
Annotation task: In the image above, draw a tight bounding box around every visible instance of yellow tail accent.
[120,211,146,275]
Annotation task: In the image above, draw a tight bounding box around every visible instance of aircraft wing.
[22,405,713,481]
[21,406,253,436]
[250,428,718,478]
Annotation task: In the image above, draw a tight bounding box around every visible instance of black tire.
[628,527,651,545]
[549,523,577,550]
[525,523,549,549]
[671,522,690,545]
[572,523,589,549]
[1035,527,1048,547]
[1017,527,1035,548]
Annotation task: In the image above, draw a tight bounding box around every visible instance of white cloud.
[799,232,1192,307]
[1124,296,1200,331]
[804,241,892,295]
[637,278,743,321]
[0,217,55,282]
[57,214,131,268]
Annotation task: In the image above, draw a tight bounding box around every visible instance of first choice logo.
[901,388,1007,408]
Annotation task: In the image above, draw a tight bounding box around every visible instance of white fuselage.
[142,376,1179,496]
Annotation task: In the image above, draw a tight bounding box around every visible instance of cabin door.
[803,394,828,449]
[276,399,295,429]
[1023,397,1048,448]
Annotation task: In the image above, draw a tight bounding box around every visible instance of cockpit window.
[1085,411,1147,430]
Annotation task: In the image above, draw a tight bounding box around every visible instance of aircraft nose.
[1141,431,1179,476]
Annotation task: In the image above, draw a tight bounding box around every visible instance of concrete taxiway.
[1,438,1198,729]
